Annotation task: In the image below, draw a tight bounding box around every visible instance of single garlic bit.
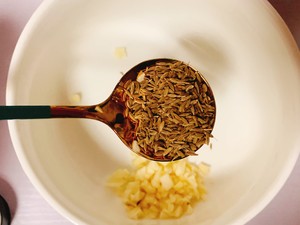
[69,92,82,104]
[114,47,127,59]
[106,156,210,219]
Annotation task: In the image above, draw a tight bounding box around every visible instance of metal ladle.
[0,58,216,161]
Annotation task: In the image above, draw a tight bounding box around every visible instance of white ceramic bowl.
[7,0,300,225]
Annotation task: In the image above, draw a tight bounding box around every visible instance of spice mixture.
[122,60,215,161]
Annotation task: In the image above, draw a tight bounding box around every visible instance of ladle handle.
[0,105,112,121]
[0,106,52,120]
[0,105,94,120]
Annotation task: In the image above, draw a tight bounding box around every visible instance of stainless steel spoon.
[0,58,216,161]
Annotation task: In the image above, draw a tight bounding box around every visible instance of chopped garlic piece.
[69,93,81,104]
[136,72,145,83]
[114,47,127,59]
[132,140,140,153]
[159,173,173,191]
[95,105,103,113]
[107,156,209,219]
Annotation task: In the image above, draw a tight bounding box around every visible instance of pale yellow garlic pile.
[106,156,209,219]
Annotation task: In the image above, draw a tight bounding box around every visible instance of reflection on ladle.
[0,58,216,161]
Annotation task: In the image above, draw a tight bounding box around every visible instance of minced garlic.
[69,92,81,104]
[107,156,209,219]
[114,47,127,59]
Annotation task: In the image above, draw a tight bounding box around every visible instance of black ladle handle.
[0,105,118,123]
[0,106,51,120]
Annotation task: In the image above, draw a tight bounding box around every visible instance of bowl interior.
[7,0,300,225]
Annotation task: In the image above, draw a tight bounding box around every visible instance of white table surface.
[0,0,299,224]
